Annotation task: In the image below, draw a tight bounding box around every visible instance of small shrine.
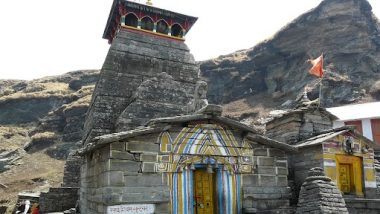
[266,94,380,212]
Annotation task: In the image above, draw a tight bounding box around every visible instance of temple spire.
[146,0,153,6]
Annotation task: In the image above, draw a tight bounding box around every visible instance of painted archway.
[159,124,246,214]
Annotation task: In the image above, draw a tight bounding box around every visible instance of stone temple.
[82,0,201,145]
[67,1,380,214]
[78,0,296,213]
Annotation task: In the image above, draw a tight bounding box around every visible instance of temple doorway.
[336,155,363,196]
[194,169,216,213]
[339,163,353,193]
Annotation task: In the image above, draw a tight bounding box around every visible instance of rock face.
[0,70,99,159]
[296,167,348,214]
[201,0,380,112]
[83,29,201,144]
[0,149,25,173]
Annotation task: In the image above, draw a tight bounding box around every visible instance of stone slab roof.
[295,129,346,148]
[246,134,297,152]
[78,105,297,155]
[267,106,338,125]
[77,126,169,155]
[148,114,262,135]
[295,126,380,149]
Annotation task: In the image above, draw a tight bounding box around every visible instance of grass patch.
[30,132,57,141]
[0,126,30,150]
[0,82,73,103]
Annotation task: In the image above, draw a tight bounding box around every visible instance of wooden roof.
[103,0,198,42]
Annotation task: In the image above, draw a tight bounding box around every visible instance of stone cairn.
[296,167,348,214]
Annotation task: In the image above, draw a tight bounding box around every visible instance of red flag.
[308,54,324,78]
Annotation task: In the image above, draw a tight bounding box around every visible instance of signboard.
[107,204,155,214]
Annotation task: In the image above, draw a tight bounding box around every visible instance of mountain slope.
[201,0,380,118]
[0,70,99,212]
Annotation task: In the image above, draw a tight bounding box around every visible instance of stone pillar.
[137,19,142,29]
[296,167,348,214]
[153,22,157,32]
[121,16,125,26]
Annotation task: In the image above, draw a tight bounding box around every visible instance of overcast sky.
[0,0,379,80]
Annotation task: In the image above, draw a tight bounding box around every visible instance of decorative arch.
[140,16,154,31]
[124,13,138,28]
[172,124,240,155]
[171,124,241,170]
[171,23,184,38]
[168,124,243,214]
[156,19,169,35]
[159,131,172,153]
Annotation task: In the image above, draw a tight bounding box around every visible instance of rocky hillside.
[201,0,380,121]
[0,70,99,159]
[0,70,99,212]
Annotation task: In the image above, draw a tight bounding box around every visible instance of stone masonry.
[242,147,294,213]
[39,187,79,213]
[62,151,82,187]
[39,151,81,213]
[79,105,297,213]
[296,167,348,214]
[266,106,336,145]
[83,28,201,145]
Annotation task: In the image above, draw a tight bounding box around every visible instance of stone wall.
[345,198,380,214]
[266,113,303,144]
[242,145,293,213]
[376,159,380,195]
[80,145,111,214]
[37,151,82,213]
[62,151,82,187]
[288,145,323,203]
[115,72,194,131]
[80,135,170,214]
[39,187,79,213]
[83,29,200,145]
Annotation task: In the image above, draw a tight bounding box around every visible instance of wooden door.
[194,169,215,214]
[336,155,363,196]
[339,164,351,193]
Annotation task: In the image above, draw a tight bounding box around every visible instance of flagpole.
[307,53,324,107]
[319,76,323,107]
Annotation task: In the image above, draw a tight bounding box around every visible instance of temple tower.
[83,0,200,144]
